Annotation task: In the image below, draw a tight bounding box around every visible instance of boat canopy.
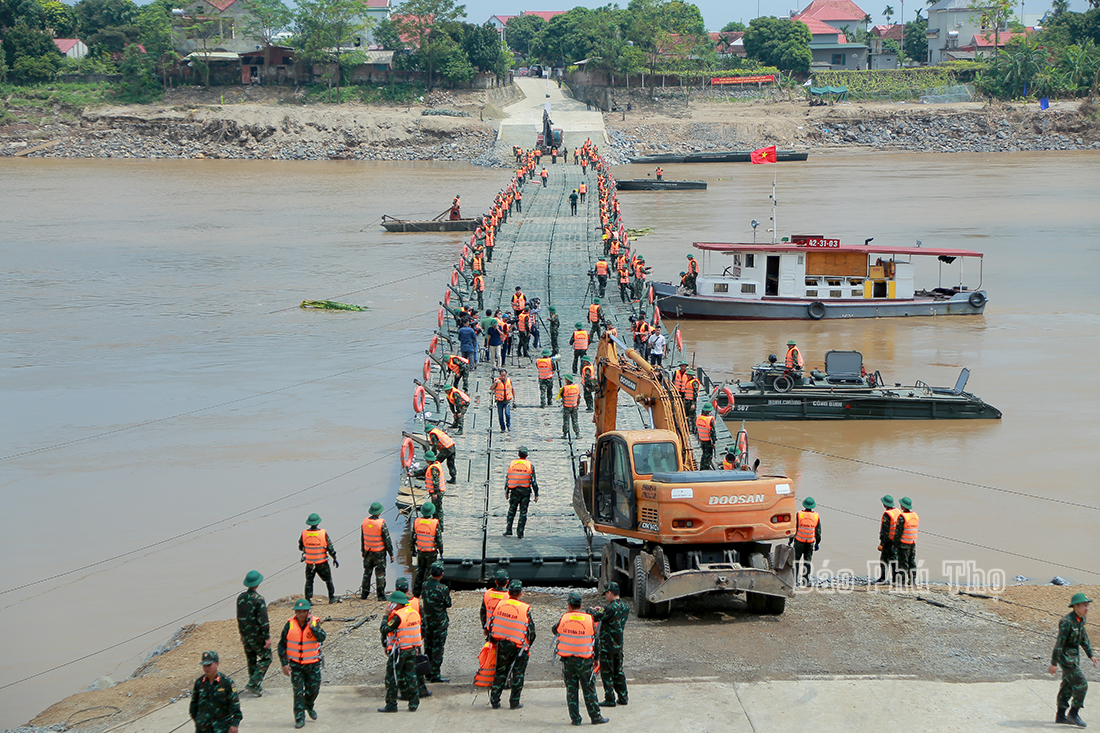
[692,241,983,258]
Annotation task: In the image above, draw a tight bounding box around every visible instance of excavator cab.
[592,432,681,530]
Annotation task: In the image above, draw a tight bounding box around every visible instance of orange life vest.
[899,511,919,544]
[428,427,454,449]
[483,588,508,625]
[390,605,422,651]
[588,304,600,323]
[581,364,596,383]
[688,259,698,275]
[536,357,554,380]
[447,388,469,408]
[512,292,526,311]
[475,641,497,686]
[517,313,528,332]
[471,254,483,271]
[562,383,581,408]
[301,529,328,565]
[506,458,534,489]
[578,182,587,194]
[609,239,620,255]
[795,510,819,543]
[424,461,445,493]
[285,616,321,664]
[414,517,439,553]
[556,611,595,658]
[696,415,714,442]
[572,330,589,351]
[473,274,484,292]
[493,377,514,402]
[672,369,690,395]
[785,346,804,370]
[618,267,630,283]
[595,261,608,276]
[885,507,903,540]
[490,598,531,648]
[447,355,469,374]
[362,517,386,552]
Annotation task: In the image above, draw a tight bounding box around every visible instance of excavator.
[573,332,798,617]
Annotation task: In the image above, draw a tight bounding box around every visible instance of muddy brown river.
[1,152,1098,726]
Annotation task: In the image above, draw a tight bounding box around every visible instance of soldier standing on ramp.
[488,580,536,710]
[503,446,539,539]
[299,514,339,604]
[589,581,629,707]
[554,592,608,726]
[361,502,394,601]
[236,570,270,697]
[1049,592,1095,727]
[277,599,326,728]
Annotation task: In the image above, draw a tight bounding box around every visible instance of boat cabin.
[692,236,983,302]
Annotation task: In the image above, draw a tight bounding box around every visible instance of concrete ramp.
[498,77,607,150]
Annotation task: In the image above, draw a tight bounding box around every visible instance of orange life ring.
[429,335,439,354]
[647,285,655,304]
[437,308,444,328]
[400,437,415,468]
[457,259,465,272]
[450,271,459,286]
[675,329,683,352]
[413,385,427,413]
[717,386,735,415]
[653,306,661,327]
[444,290,451,307]
[422,357,432,382]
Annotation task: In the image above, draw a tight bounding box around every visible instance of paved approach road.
[497,76,607,151]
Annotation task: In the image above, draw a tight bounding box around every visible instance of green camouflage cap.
[881,494,895,508]
[606,581,620,595]
[306,513,321,526]
[243,570,263,588]
[594,297,601,304]
[421,502,436,517]
[518,445,529,455]
[508,579,523,592]
[899,496,913,510]
[395,577,409,591]
[370,501,384,515]
[565,373,575,381]
[802,497,816,510]
[567,592,583,605]
[293,598,312,611]
[726,445,737,456]
[1069,592,1093,607]
[495,569,509,581]
[389,590,409,605]
[430,562,444,576]
[686,369,695,376]
[201,651,219,665]
[549,306,556,312]
[679,361,689,367]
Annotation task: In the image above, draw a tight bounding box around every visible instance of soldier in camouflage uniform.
[235,570,271,696]
[421,562,452,682]
[361,502,394,601]
[378,591,421,713]
[392,577,432,699]
[190,651,242,733]
[488,580,536,710]
[1049,592,1095,727]
[554,592,609,726]
[548,306,560,355]
[277,598,326,728]
[588,581,630,707]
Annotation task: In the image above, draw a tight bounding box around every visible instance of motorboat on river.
[652,235,988,320]
[616,178,707,191]
[712,350,1001,420]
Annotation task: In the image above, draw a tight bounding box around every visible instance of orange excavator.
[573,332,797,617]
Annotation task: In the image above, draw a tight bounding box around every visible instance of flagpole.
[770,158,778,243]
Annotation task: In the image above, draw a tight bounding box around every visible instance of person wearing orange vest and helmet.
[655,166,663,181]
[594,257,609,297]
[559,374,583,440]
[299,513,339,605]
[570,322,590,373]
[789,497,821,586]
[191,650,243,733]
[481,569,510,631]
[492,368,515,432]
[427,426,457,484]
[511,286,526,316]
[540,167,549,186]
[536,348,556,407]
[277,598,326,728]
[503,445,539,538]
[422,450,447,533]
[445,353,470,392]
[412,503,442,597]
[388,578,433,696]
[516,308,532,357]
[515,188,522,213]
[488,579,536,710]
[445,384,470,435]
[672,362,694,418]
[361,502,394,601]
[875,495,902,585]
[695,403,717,469]
[377,590,422,713]
[685,254,699,294]
[573,146,580,164]
[785,339,804,374]
[893,496,919,586]
[471,272,485,310]
[587,298,605,339]
[617,263,631,303]
[554,592,609,726]
[580,356,598,412]
[578,180,587,202]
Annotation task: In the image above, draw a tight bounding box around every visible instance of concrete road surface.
[113,677,1067,732]
[498,77,606,151]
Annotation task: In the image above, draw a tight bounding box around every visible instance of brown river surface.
[2,151,1098,726]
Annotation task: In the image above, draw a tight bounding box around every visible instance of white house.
[53,39,89,59]
[925,0,1008,63]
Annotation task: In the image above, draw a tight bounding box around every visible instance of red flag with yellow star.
[750,145,777,164]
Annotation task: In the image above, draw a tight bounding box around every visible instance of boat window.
[806,289,817,297]
[713,283,728,293]
[745,254,755,268]
[632,442,678,476]
[797,255,804,265]
[830,289,843,298]
[805,277,819,286]
[734,253,741,266]
[741,283,756,294]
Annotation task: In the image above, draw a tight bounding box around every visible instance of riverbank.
[2,83,1098,163]
[17,583,1097,732]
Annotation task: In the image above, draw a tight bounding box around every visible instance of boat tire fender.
[968,292,986,308]
[413,385,427,413]
[773,375,794,393]
[716,387,735,415]
[400,437,415,468]
[808,301,826,320]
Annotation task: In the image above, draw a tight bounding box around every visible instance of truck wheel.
[765,595,787,615]
[633,554,671,619]
[598,544,614,593]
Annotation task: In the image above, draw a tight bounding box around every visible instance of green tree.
[0,40,7,81]
[504,13,545,56]
[74,0,138,37]
[463,22,507,76]
[1051,0,1069,15]
[435,32,473,83]
[883,5,894,23]
[42,1,78,37]
[3,19,58,67]
[241,0,291,80]
[1061,39,1100,91]
[974,0,1014,57]
[294,0,371,97]
[117,42,159,101]
[372,17,403,50]
[743,16,811,73]
[904,12,927,61]
[391,0,467,88]
[12,49,59,79]
[721,20,746,32]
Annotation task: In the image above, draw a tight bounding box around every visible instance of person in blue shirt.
[458,320,478,366]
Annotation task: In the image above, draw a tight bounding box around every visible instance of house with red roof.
[711,31,746,58]
[868,23,903,68]
[925,0,1019,63]
[53,39,88,59]
[488,10,566,41]
[793,0,869,33]
[794,14,868,70]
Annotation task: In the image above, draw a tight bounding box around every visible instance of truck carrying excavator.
[572,332,798,617]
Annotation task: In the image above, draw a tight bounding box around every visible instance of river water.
[2,152,1098,726]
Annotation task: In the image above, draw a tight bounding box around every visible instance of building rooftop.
[795,0,869,22]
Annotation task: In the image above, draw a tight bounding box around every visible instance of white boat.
[652,235,988,320]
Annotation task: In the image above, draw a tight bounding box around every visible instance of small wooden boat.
[628,150,808,164]
[616,178,707,191]
[381,214,481,232]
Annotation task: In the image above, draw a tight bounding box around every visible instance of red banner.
[711,75,775,85]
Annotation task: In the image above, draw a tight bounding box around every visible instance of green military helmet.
[293,598,312,611]
[1069,592,1093,607]
[508,579,523,592]
[575,321,584,328]
[421,502,436,517]
[430,562,444,576]
[899,496,913,510]
[881,494,895,508]
[598,256,606,261]
[395,577,409,591]
[594,297,601,304]
[687,369,695,376]
[424,450,437,461]
[549,306,556,313]
[581,356,592,363]
[243,570,263,588]
[567,591,583,605]
[679,361,689,367]
[542,348,551,356]
[726,445,737,456]
[306,513,321,526]
[787,340,797,346]
[389,590,409,605]
[565,373,575,382]
[495,568,510,581]
[687,254,695,259]
[201,651,219,665]
[638,256,645,261]
[701,403,713,413]
[370,501,384,516]
[680,271,686,276]
[518,445,529,456]
[802,497,816,510]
